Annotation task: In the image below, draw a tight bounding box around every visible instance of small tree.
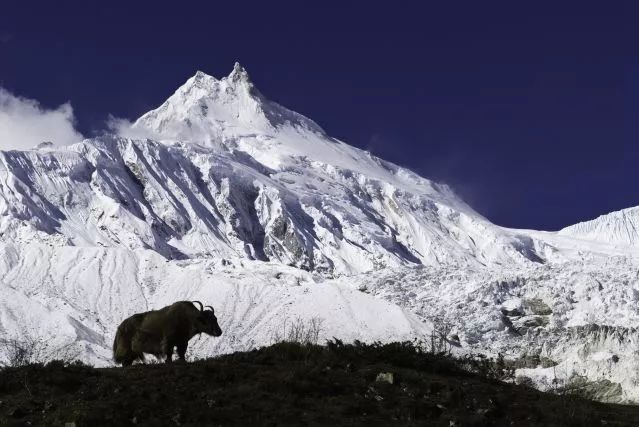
[0,333,81,367]
[271,316,324,345]
[426,316,454,355]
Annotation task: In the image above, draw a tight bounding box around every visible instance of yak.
[113,301,222,366]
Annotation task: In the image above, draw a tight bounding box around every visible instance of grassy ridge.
[1,340,638,426]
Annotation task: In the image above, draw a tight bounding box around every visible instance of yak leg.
[176,341,188,362]
[162,337,173,364]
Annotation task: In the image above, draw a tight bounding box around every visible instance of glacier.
[1,63,638,402]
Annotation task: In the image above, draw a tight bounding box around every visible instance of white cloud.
[108,115,180,142]
[0,88,84,150]
[106,115,158,140]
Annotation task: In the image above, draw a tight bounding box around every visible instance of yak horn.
[205,305,214,313]
[191,301,204,311]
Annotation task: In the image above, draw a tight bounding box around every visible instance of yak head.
[191,301,223,337]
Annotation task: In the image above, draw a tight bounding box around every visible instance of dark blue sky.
[0,2,634,230]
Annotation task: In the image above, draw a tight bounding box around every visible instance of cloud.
[106,115,157,140]
[0,88,84,150]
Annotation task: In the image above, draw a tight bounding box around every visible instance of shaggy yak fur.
[113,301,222,366]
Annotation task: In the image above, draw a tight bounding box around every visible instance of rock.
[376,372,394,384]
[43,400,55,413]
[512,315,549,333]
[64,422,77,427]
[501,298,523,317]
[539,357,558,368]
[523,298,553,315]
[365,385,384,401]
[172,412,182,425]
[515,375,535,387]
[500,307,523,317]
[476,406,496,418]
[448,334,461,347]
[521,316,548,328]
[514,354,557,369]
[9,407,27,418]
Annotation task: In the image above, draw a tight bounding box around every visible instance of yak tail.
[113,325,123,363]
[113,313,147,365]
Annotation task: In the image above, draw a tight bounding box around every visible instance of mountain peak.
[133,62,326,140]
[193,70,213,80]
[227,62,251,84]
[186,70,218,89]
[185,64,251,91]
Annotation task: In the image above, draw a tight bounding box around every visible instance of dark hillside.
[1,341,638,426]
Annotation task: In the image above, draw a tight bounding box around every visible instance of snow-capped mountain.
[1,64,639,402]
[559,206,639,247]
[0,64,548,274]
[130,63,327,144]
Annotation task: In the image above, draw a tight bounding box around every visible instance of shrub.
[0,334,80,368]
[270,316,324,345]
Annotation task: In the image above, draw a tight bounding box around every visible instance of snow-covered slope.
[0,242,430,366]
[336,254,639,402]
[1,64,639,402]
[559,206,639,247]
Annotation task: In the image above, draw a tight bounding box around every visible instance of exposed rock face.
[523,298,553,316]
